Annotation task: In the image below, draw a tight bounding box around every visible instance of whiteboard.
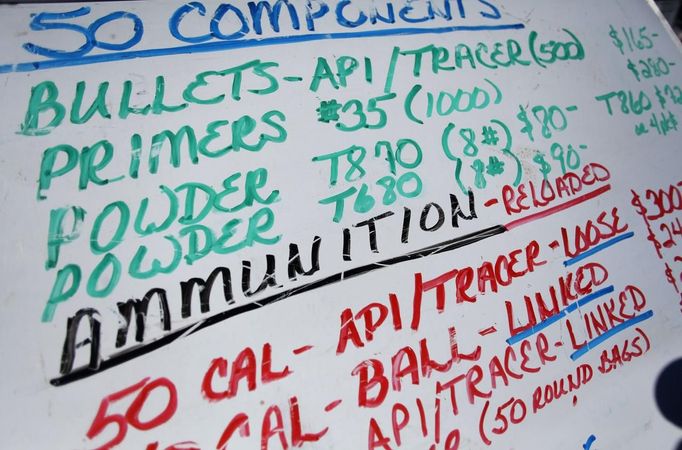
[0,0,681,449]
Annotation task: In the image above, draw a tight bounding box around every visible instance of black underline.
[50,224,507,386]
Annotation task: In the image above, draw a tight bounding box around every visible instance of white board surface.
[0,1,681,449]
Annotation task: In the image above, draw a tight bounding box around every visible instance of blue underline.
[0,22,525,74]
[563,232,635,267]
[506,285,615,345]
[570,310,654,360]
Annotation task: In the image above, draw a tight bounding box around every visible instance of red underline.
[505,184,612,231]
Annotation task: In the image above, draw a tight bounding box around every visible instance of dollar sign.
[630,190,648,218]
[655,85,667,109]
[516,105,534,141]
[647,229,664,259]
[533,153,552,180]
[665,263,680,293]
[609,25,624,55]
[626,59,640,82]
